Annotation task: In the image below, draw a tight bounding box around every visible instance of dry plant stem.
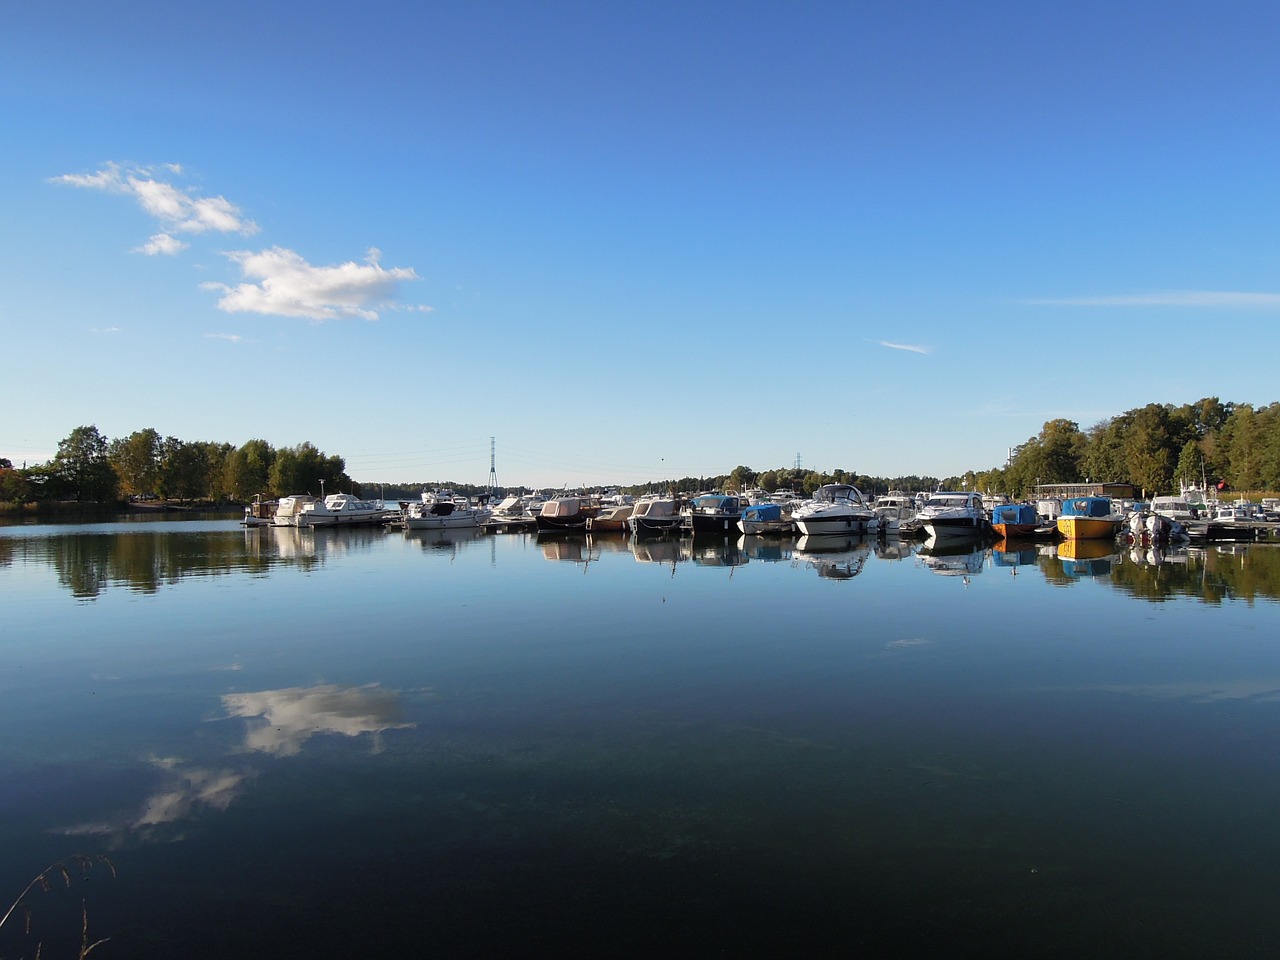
[0,856,117,933]
[80,903,109,958]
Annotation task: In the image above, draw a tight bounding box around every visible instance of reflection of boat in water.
[793,536,872,580]
[538,535,594,563]
[691,539,746,567]
[991,541,1038,569]
[736,535,793,562]
[1057,538,1119,577]
[631,537,693,565]
[874,538,916,561]
[404,526,484,550]
[918,539,984,577]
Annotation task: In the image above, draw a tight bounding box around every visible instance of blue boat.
[738,501,793,536]
[990,502,1042,539]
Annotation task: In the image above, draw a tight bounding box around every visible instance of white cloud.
[1024,291,1280,308]
[90,326,123,334]
[871,339,933,355]
[205,332,246,343]
[136,232,189,256]
[51,161,258,237]
[202,246,422,322]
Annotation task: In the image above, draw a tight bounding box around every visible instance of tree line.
[0,425,354,506]
[964,397,1280,498]
[4,397,1277,508]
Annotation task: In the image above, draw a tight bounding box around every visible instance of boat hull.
[690,513,742,534]
[920,517,987,539]
[793,514,874,537]
[404,513,481,530]
[1056,516,1122,540]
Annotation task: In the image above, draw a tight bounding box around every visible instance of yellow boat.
[1056,496,1123,540]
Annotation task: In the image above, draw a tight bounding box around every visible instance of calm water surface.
[3,520,1280,958]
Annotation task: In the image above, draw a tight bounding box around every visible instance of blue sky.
[3,1,1279,489]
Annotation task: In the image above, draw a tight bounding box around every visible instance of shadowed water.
[2,521,1280,958]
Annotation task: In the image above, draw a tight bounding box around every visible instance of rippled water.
[2,520,1280,958]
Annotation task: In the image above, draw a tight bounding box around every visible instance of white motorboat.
[272,494,320,527]
[297,493,393,527]
[872,490,918,535]
[404,498,484,530]
[791,484,878,537]
[915,491,989,540]
[1149,494,1198,524]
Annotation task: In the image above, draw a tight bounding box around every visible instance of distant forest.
[2,397,1277,507]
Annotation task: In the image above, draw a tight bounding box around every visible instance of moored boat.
[685,493,746,534]
[272,494,321,527]
[298,492,393,527]
[990,502,1042,540]
[404,498,484,530]
[587,501,635,532]
[628,495,683,536]
[1055,496,1124,540]
[791,484,878,537]
[737,501,794,536]
[915,491,989,540]
[535,494,600,532]
[872,490,918,535]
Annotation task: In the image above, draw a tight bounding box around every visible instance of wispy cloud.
[1024,291,1280,308]
[202,246,422,322]
[51,162,258,249]
[90,326,122,334]
[870,339,933,355]
[205,332,246,343]
[135,232,189,256]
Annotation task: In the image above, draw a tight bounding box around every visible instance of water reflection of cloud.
[133,758,246,827]
[58,756,249,843]
[221,683,414,757]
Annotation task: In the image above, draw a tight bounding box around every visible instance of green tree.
[157,437,205,501]
[53,425,118,502]
[0,466,29,504]
[108,427,162,497]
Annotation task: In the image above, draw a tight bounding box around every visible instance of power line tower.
[488,437,498,495]
[794,452,802,471]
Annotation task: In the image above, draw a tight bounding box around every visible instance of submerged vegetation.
[3,397,1279,512]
